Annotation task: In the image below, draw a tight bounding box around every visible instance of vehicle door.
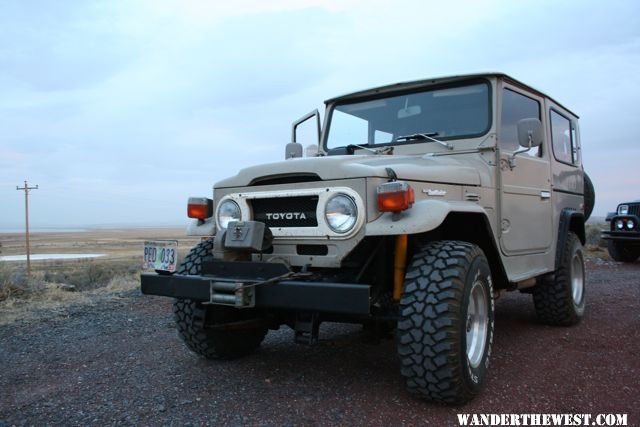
[498,85,553,255]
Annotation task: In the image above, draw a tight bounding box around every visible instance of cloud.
[1,0,639,228]
[0,2,141,92]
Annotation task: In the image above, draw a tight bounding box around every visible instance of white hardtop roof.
[325,72,578,118]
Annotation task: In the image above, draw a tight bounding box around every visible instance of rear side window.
[500,88,541,156]
[550,110,578,165]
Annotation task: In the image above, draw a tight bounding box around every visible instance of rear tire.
[172,240,267,360]
[397,241,494,404]
[607,240,640,263]
[533,232,585,325]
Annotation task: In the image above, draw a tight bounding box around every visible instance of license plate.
[143,240,178,272]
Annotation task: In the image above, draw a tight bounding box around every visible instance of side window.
[550,110,577,165]
[500,88,542,157]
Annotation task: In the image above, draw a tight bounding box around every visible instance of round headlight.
[615,219,624,230]
[626,220,635,230]
[325,194,357,234]
[217,199,241,229]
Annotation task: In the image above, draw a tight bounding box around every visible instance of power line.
[16,180,38,276]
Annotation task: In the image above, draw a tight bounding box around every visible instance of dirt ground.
[0,231,639,426]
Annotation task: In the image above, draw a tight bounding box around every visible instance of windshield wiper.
[347,144,394,155]
[395,132,453,150]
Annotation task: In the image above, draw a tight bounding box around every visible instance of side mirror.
[288,109,321,159]
[517,118,543,148]
[285,142,303,159]
[509,118,543,169]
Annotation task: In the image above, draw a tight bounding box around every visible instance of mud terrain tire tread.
[533,232,585,326]
[397,240,494,404]
[173,240,267,360]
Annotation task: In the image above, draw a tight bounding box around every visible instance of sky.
[1,0,639,230]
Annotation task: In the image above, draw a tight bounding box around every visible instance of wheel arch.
[411,211,509,289]
[366,199,486,236]
[556,208,585,270]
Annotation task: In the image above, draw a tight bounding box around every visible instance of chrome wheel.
[571,252,584,306]
[466,280,489,369]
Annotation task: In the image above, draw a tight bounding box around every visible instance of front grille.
[251,196,319,228]
[629,204,640,217]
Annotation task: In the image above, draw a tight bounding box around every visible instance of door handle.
[540,191,551,199]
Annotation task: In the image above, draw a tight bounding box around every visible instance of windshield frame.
[322,78,493,153]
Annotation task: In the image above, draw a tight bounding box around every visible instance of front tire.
[397,241,494,404]
[173,240,267,360]
[533,232,585,325]
[607,240,640,263]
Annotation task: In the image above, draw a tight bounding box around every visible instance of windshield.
[325,81,491,150]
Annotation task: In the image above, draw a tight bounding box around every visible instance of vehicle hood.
[216,154,484,188]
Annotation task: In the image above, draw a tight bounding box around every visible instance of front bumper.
[601,231,640,242]
[140,262,371,315]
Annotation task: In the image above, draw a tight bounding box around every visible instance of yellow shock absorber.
[393,234,408,301]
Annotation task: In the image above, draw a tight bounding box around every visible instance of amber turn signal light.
[377,181,415,212]
[187,197,213,219]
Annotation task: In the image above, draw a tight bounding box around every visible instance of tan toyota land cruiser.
[141,73,594,404]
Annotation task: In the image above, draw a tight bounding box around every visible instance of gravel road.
[1,256,639,426]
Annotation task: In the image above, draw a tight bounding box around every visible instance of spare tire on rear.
[583,172,595,221]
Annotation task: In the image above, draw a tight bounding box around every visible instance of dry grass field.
[0,224,608,325]
[0,228,200,324]
[0,227,200,259]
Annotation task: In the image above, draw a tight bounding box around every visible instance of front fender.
[365,200,486,236]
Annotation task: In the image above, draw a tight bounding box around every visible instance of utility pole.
[16,180,38,276]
